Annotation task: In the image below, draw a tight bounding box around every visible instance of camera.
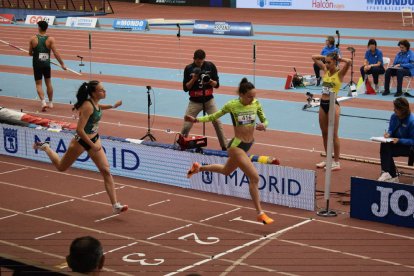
[200,73,210,83]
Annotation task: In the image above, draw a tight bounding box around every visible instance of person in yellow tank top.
[312,52,352,171]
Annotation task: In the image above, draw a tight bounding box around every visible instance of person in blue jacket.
[312,36,341,86]
[378,97,414,182]
[382,39,414,97]
[360,39,385,92]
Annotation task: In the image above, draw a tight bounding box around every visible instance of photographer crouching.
[181,49,227,150]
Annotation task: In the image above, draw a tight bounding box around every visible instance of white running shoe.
[113,202,128,214]
[316,160,326,168]
[48,102,53,109]
[377,172,399,183]
[324,161,341,171]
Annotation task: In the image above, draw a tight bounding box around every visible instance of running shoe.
[113,203,128,214]
[316,160,326,168]
[187,162,201,178]
[257,213,274,225]
[325,161,341,171]
[32,141,50,151]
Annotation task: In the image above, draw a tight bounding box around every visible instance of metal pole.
[317,91,337,217]
[253,42,256,86]
[89,32,92,80]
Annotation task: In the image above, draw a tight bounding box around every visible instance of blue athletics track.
[0,2,414,275]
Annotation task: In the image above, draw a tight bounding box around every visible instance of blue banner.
[350,177,414,228]
[112,19,149,31]
[193,20,253,36]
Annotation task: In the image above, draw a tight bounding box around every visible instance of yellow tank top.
[322,69,341,94]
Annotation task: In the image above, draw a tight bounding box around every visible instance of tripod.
[140,86,156,141]
[343,47,356,91]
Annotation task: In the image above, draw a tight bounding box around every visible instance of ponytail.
[238,77,255,95]
[73,80,99,110]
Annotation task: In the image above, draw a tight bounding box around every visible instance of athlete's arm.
[99,100,122,110]
[49,37,66,70]
[28,36,35,56]
[256,101,268,131]
[338,57,352,81]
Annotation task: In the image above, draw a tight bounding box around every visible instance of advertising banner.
[351,177,414,228]
[0,14,15,24]
[141,0,210,6]
[113,19,149,31]
[65,17,99,28]
[0,123,315,211]
[25,15,56,25]
[193,20,254,36]
[236,0,414,12]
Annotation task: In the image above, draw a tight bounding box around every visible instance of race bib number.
[39,53,49,61]
[237,114,255,125]
[322,86,333,95]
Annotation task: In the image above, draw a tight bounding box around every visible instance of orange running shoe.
[113,203,128,214]
[187,162,201,178]
[257,213,274,225]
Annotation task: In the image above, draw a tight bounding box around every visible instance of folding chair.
[402,8,413,27]
[365,57,390,92]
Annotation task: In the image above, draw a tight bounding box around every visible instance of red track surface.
[1,3,414,275]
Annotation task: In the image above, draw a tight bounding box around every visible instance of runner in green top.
[185,78,274,225]
[33,81,128,215]
[29,20,66,111]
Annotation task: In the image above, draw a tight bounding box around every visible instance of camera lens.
[202,74,210,83]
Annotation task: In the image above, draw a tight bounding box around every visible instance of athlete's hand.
[62,64,67,70]
[113,100,122,109]
[256,123,266,131]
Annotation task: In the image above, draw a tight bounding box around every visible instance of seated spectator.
[67,236,105,275]
[360,39,385,92]
[312,36,341,86]
[378,97,414,182]
[382,39,414,97]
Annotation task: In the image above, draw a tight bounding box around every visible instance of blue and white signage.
[236,0,413,12]
[65,17,99,28]
[113,19,149,31]
[0,123,315,211]
[351,177,414,228]
[190,155,315,210]
[193,20,254,36]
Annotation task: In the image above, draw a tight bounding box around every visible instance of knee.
[222,168,233,176]
[99,166,111,177]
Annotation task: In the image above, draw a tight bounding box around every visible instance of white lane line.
[281,239,414,270]
[147,224,193,240]
[105,242,138,254]
[148,199,170,207]
[1,160,413,242]
[230,216,263,225]
[34,230,62,240]
[95,214,119,222]
[26,199,75,213]
[83,186,126,198]
[199,208,241,222]
[0,167,27,175]
[165,219,312,276]
[0,213,18,220]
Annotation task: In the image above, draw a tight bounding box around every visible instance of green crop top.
[84,100,102,134]
[197,98,268,127]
